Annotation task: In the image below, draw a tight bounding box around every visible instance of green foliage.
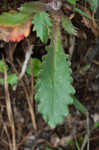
[0,78,4,85]
[0,74,18,86]
[93,121,99,129]
[74,8,91,19]
[32,11,52,43]
[66,0,92,19]
[26,58,41,77]
[19,2,46,14]
[67,0,98,12]
[66,0,79,5]
[0,60,18,86]
[66,138,75,146]
[75,138,81,150]
[0,0,95,128]
[45,147,53,150]
[0,60,8,72]
[7,74,18,86]
[35,23,75,128]
[0,12,30,25]
[87,0,98,12]
[73,96,88,115]
[66,136,84,150]
[61,16,77,35]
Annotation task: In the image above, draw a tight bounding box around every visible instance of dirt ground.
[0,0,99,150]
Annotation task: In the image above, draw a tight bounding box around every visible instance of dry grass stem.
[4,60,16,150]
[11,60,37,130]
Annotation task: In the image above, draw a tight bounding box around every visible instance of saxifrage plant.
[0,0,97,128]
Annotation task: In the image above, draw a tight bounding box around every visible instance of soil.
[0,0,99,150]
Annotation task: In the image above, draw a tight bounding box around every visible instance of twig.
[4,58,16,150]
[30,58,34,104]
[8,43,17,61]
[17,129,33,148]
[11,61,37,130]
[21,79,37,130]
[69,36,75,61]
[19,44,33,80]
[87,112,90,150]
[81,112,90,150]
[3,125,11,147]
[17,59,31,96]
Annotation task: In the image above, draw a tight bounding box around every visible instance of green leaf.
[93,121,99,129]
[26,58,41,77]
[45,147,53,150]
[75,138,81,150]
[66,138,75,145]
[74,8,91,19]
[0,74,18,86]
[0,12,30,25]
[87,0,98,12]
[35,23,75,128]
[61,16,77,35]
[0,78,4,85]
[32,11,52,43]
[7,74,18,86]
[73,96,88,115]
[19,2,46,14]
[66,0,79,5]
[0,60,8,73]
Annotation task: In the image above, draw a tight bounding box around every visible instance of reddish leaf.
[0,18,32,42]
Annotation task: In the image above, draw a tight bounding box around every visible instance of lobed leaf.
[19,2,46,14]
[35,22,75,128]
[32,11,52,43]
[61,16,77,36]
